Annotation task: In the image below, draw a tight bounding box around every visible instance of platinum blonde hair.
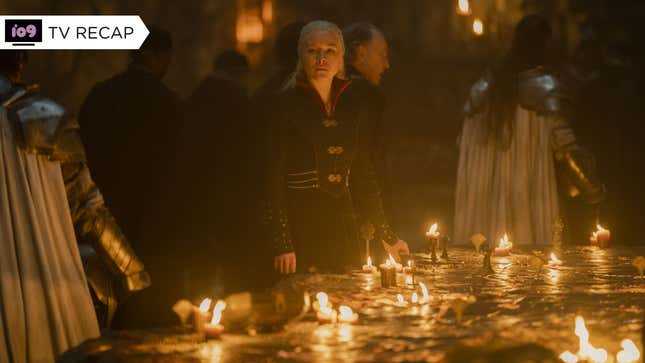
[283,20,345,90]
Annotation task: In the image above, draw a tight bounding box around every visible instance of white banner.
[0,16,149,49]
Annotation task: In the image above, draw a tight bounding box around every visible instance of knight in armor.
[454,15,605,246]
[0,50,149,363]
[268,21,408,274]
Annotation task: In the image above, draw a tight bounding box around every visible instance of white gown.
[454,106,560,246]
[0,108,99,363]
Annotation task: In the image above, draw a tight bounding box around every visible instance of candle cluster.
[559,316,640,363]
[590,225,611,248]
[313,292,358,324]
[193,298,226,339]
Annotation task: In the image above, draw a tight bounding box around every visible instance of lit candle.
[411,292,419,304]
[548,252,563,267]
[193,298,212,333]
[590,225,611,248]
[473,18,484,36]
[616,339,640,363]
[316,306,338,324]
[426,223,440,262]
[203,300,226,339]
[337,305,358,324]
[395,294,407,307]
[494,234,513,256]
[418,282,430,304]
[404,260,416,285]
[362,256,377,273]
[456,0,471,15]
[313,292,329,312]
[379,258,397,288]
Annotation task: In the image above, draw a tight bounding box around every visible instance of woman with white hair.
[267,20,408,274]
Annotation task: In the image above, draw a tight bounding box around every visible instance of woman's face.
[300,30,343,82]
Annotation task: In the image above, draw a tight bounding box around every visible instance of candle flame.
[411,292,419,304]
[396,294,405,304]
[419,282,430,303]
[473,18,484,36]
[338,305,357,323]
[457,0,470,14]
[498,234,512,249]
[367,256,372,267]
[316,292,329,309]
[574,316,608,363]
[210,300,226,325]
[550,252,562,264]
[198,298,212,313]
[408,260,413,268]
[592,225,610,240]
[388,254,396,264]
[405,275,414,285]
[559,351,579,363]
[616,339,640,363]
[426,223,439,237]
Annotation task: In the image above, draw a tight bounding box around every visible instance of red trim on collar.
[296,76,352,117]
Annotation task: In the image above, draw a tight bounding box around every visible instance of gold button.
[322,119,338,127]
[327,146,344,155]
[327,174,342,183]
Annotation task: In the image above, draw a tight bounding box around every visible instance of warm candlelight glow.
[261,0,273,23]
[549,252,563,266]
[616,339,640,363]
[236,8,264,44]
[574,316,608,363]
[590,224,611,247]
[473,18,484,36]
[419,282,430,303]
[559,351,579,363]
[363,256,377,273]
[316,305,338,324]
[411,292,419,304]
[198,298,212,313]
[314,292,330,312]
[210,300,226,325]
[426,223,439,237]
[396,294,407,306]
[494,234,513,256]
[387,254,403,271]
[405,275,414,285]
[456,0,471,15]
[338,305,358,324]
[498,234,511,249]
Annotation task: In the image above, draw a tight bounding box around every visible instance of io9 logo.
[12,23,38,38]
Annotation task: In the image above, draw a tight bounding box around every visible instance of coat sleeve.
[62,159,151,294]
[351,107,398,246]
[266,105,295,256]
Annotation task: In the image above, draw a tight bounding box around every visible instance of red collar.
[296,76,352,117]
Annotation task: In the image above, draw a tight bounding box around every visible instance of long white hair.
[283,20,345,90]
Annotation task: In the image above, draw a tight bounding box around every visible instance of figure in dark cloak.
[78,26,182,328]
[268,21,409,274]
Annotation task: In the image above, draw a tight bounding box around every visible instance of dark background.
[4,0,645,248]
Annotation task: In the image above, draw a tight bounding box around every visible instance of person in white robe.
[0,50,150,363]
[454,15,605,247]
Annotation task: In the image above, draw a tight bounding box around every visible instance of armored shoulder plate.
[463,71,492,116]
[518,67,568,115]
[6,93,85,163]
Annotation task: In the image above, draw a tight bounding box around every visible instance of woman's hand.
[382,240,410,261]
[274,252,297,274]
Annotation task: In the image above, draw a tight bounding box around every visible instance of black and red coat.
[266,76,397,268]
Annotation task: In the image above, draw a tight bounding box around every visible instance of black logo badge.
[5,19,42,46]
